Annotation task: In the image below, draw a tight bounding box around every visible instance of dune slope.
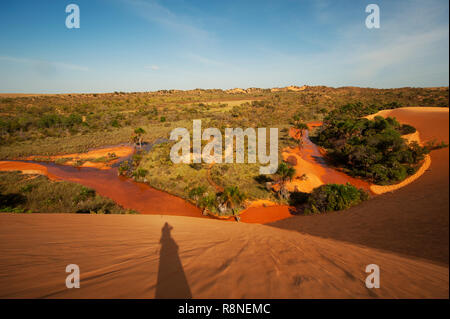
[0,213,447,299]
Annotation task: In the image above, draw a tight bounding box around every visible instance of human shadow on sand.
[155,222,192,298]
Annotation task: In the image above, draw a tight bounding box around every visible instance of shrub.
[400,124,416,135]
[133,168,148,178]
[188,186,207,201]
[314,106,429,185]
[118,161,130,175]
[110,119,121,128]
[288,191,309,206]
[197,194,217,212]
[73,187,96,203]
[304,183,369,214]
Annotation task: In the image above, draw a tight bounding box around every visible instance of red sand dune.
[0,213,447,298]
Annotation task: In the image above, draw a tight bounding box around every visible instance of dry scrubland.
[1,86,447,211]
[1,86,447,158]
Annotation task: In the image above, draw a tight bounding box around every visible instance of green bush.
[305,183,369,214]
[314,105,429,185]
[118,161,130,175]
[399,124,416,135]
[188,186,207,201]
[197,194,217,212]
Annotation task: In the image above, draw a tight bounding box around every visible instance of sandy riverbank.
[270,107,449,264]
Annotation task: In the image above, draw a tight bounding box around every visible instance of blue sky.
[0,0,448,93]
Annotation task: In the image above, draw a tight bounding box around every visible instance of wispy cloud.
[144,65,160,70]
[255,0,448,87]
[0,56,89,72]
[354,27,449,78]
[123,0,212,41]
[185,53,224,67]
[349,0,449,79]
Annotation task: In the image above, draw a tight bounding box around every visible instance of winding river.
[0,124,379,223]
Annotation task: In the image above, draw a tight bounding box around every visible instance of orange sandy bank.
[26,145,135,170]
[370,155,431,194]
[270,107,449,264]
[366,107,448,194]
[283,124,373,194]
[0,213,447,298]
[240,200,290,224]
[242,107,448,224]
[284,109,444,195]
[0,161,59,180]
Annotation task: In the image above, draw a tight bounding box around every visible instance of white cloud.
[353,27,449,78]
[145,65,159,70]
[185,53,224,67]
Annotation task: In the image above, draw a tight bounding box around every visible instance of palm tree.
[221,186,246,214]
[132,127,146,148]
[276,162,295,199]
[277,162,295,183]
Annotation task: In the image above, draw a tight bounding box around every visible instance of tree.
[221,186,246,214]
[305,183,369,214]
[132,127,146,148]
[275,162,295,199]
[188,186,207,202]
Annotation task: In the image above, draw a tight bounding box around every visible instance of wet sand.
[0,213,447,298]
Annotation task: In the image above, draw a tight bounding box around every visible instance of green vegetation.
[0,87,447,215]
[132,127,146,148]
[313,103,432,184]
[0,87,447,159]
[188,186,207,202]
[304,183,369,214]
[274,162,296,199]
[190,185,246,217]
[0,171,135,214]
[219,186,246,215]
